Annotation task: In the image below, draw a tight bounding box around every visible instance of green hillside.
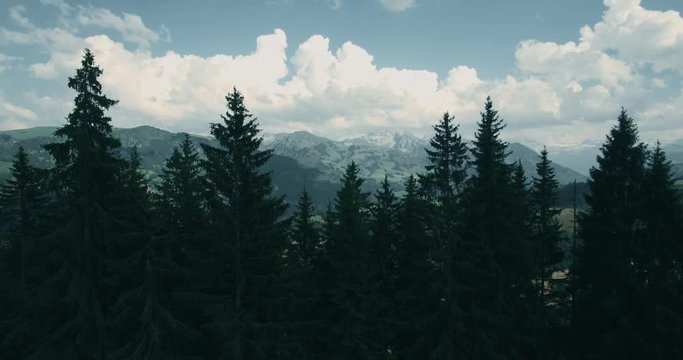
[0,125,623,209]
[0,126,59,140]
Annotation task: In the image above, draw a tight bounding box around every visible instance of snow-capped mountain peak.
[344,130,427,153]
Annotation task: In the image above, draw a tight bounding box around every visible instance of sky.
[1,0,683,149]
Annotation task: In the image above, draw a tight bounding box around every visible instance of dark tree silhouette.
[201,88,288,359]
[572,109,649,359]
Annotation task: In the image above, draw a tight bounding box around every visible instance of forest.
[0,49,681,359]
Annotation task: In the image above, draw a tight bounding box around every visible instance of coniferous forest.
[1,49,682,359]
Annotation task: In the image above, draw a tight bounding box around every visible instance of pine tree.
[530,148,564,307]
[419,112,469,359]
[39,48,122,359]
[282,188,321,359]
[422,112,469,202]
[154,135,211,352]
[156,133,206,247]
[0,147,46,294]
[393,175,438,359]
[104,147,196,358]
[0,147,47,357]
[315,162,374,359]
[368,176,398,358]
[572,109,648,359]
[201,88,288,359]
[509,160,539,356]
[288,189,319,270]
[460,97,535,358]
[528,149,567,358]
[637,142,683,357]
[457,97,511,359]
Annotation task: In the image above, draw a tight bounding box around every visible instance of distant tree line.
[1,49,681,359]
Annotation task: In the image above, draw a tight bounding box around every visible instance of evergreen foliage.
[0,147,47,357]
[422,112,469,202]
[0,147,46,293]
[419,112,469,359]
[572,109,652,359]
[315,162,375,359]
[156,133,206,246]
[40,48,122,359]
[460,97,536,358]
[200,87,288,359]
[393,175,438,359]
[529,148,568,357]
[282,188,321,359]
[531,148,565,306]
[368,176,398,358]
[637,142,683,358]
[0,47,680,360]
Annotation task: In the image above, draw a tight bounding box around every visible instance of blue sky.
[1,0,683,149]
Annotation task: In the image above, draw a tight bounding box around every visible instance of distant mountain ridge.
[548,139,683,179]
[263,129,588,186]
[2,125,591,208]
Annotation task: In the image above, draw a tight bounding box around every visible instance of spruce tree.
[152,136,210,357]
[460,97,535,358]
[422,112,469,202]
[201,88,287,359]
[315,162,374,359]
[106,147,198,358]
[0,147,46,294]
[528,149,566,358]
[572,109,648,359]
[0,147,47,357]
[511,160,535,298]
[419,112,469,359]
[393,175,438,359]
[288,189,319,270]
[368,176,398,358]
[638,142,683,357]
[40,48,122,359]
[283,188,321,359]
[156,133,206,247]
[458,97,511,359]
[530,148,564,306]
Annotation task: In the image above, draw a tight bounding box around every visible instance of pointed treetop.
[179,133,196,157]
[591,108,646,178]
[470,96,510,180]
[513,160,526,184]
[534,146,557,185]
[296,187,314,215]
[605,107,640,150]
[335,161,369,213]
[67,48,118,110]
[375,175,396,205]
[477,96,506,140]
[404,174,418,195]
[1,146,38,197]
[10,146,30,172]
[424,112,468,199]
[223,87,250,121]
[646,140,677,193]
[532,146,560,209]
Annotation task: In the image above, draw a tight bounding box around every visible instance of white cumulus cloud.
[1,0,683,146]
[582,0,683,72]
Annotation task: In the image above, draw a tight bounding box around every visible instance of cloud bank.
[1,0,682,147]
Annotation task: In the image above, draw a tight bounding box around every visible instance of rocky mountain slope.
[2,126,591,208]
[264,129,588,187]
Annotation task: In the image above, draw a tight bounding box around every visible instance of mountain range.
[3,125,677,208]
